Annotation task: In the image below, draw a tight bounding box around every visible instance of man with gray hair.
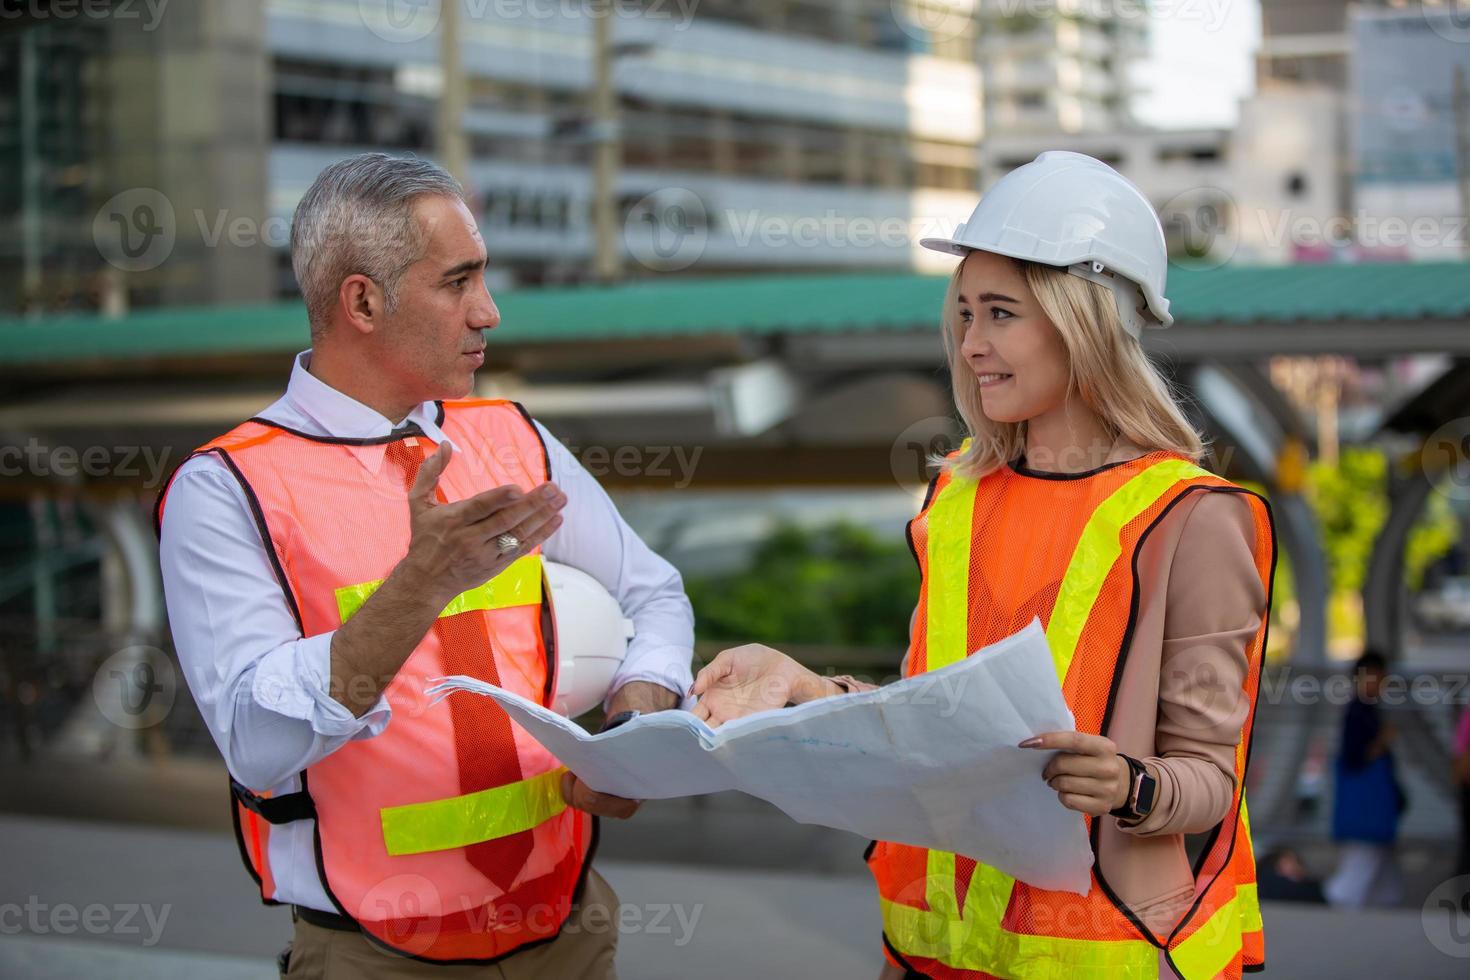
[156,152,693,977]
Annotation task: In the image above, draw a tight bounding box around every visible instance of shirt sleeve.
[534,421,696,705]
[1119,491,1266,838]
[158,454,391,790]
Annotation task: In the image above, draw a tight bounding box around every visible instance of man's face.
[375,194,498,404]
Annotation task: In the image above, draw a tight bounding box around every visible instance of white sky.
[1131,0,1262,129]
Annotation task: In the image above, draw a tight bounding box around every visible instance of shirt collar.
[283,350,459,471]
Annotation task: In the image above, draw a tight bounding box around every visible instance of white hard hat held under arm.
[920,150,1173,341]
[544,560,635,718]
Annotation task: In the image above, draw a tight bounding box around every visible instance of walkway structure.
[3,261,1469,828]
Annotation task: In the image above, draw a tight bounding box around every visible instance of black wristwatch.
[1110,754,1158,823]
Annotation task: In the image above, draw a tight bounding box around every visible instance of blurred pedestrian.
[1325,650,1405,908]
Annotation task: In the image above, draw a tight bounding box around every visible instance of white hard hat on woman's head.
[920,150,1173,340]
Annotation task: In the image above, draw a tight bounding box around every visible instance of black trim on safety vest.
[509,400,559,707]
[906,470,943,572]
[511,400,551,483]
[153,449,205,539]
[216,448,306,633]
[243,402,446,446]
[304,768,352,924]
[245,418,424,445]
[863,839,878,862]
[155,444,309,637]
[1244,961,1267,972]
[1007,453,1151,481]
[881,931,931,978]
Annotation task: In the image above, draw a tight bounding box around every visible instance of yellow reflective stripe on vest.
[925,472,981,673]
[380,766,567,856]
[881,897,1159,980]
[335,554,543,624]
[919,467,991,915]
[899,458,1214,977]
[1044,459,1209,681]
[1237,880,1262,934]
[1170,888,1242,980]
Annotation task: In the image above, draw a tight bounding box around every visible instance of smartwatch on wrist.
[1110,754,1157,823]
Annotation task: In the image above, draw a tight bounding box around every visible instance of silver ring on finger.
[496,532,521,556]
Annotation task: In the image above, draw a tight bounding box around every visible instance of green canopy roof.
[1,262,1467,367]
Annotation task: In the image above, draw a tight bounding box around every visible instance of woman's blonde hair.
[941,254,1205,479]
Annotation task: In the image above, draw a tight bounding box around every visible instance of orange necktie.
[383,433,533,894]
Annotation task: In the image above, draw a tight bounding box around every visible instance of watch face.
[1136,773,1158,815]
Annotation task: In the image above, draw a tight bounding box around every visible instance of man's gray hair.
[290,153,465,336]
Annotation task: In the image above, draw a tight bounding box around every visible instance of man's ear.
[338,274,383,336]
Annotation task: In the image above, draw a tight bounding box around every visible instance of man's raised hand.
[403,441,567,603]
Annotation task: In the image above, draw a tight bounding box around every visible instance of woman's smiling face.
[955,250,1071,424]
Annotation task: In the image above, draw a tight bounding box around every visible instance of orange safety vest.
[868,449,1275,980]
[156,399,594,964]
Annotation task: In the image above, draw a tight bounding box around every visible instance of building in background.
[977,0,1145,135]
[1254,0,1449,89]
[1228,83,1349,265]
[1244,0,1470,264]
[271,0,991,289]
[1,0,999,313]
[1350,5,1470,262]
[1256,0,1362,90]
[0,2,273,315]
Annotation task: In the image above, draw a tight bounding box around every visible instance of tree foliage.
[684,522,918,646]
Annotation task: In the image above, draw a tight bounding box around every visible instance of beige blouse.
[843,479,1267,938]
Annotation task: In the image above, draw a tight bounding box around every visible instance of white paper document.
[426,618,1094,894]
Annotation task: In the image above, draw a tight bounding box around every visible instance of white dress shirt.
[158,351,694,909]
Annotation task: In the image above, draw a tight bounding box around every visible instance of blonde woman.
[691,153,1275,980]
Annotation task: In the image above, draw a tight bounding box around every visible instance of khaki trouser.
[281,869,620,979]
